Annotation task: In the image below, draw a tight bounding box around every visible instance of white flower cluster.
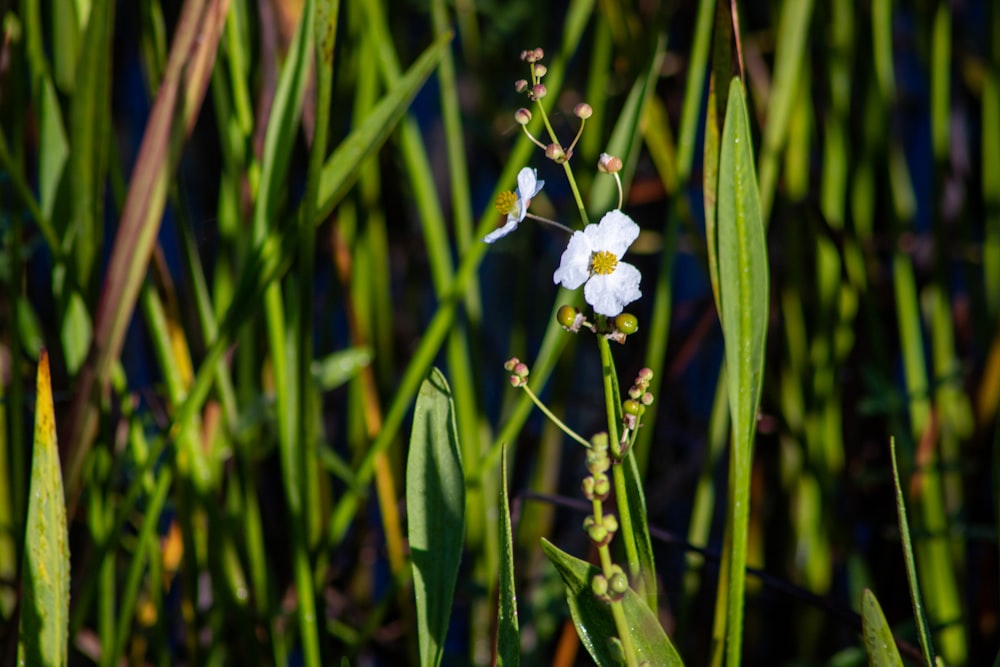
[484,167,642,317]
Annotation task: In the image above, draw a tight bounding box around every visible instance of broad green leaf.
[861,588,903,667]
[17,350,70,667]
[717,76,769,667]
[540,539,683,667]
[407,368,465,667]
[497,443,519,667]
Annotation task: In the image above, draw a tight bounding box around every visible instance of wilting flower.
[552,210,642,316]
[484,167,544,243]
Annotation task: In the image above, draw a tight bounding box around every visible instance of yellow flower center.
[495,191,518,216]
[591,250,618,275]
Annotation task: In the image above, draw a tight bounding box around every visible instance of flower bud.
[591,574,609,597]
[593,474,611,498]
[532,47,544,61]
[544,143,565,162]
[638,367,654,382]
[504,357,519,371]
[533,64,547,77]
[641,392,654,406]
[609,570,629,596]
[603,514,619,533]
[574,102,593,119]
[598,152,623,174]
[514,108,532,125]
[514,79,528,93]
[590,432,609,452]
[531,83,547,99]
[586,522,610,546]
[581,475,596,499]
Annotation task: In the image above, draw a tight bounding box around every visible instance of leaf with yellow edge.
[18,349,70,667]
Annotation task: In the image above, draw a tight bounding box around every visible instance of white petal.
[552,231,592,288]
[484,219,519,243]
[593,210,639,257]
[583,262,642,316]
[516,168,538,199]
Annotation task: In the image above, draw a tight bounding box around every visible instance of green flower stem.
[596,333,622,456]
[562,161,590,226]
[529,74,589,226]
[608,593,641,667]
[521,384,591,448]
[592,493,640,667]
[597,334,642,591]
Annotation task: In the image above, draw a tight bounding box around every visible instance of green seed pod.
[591,574,609,597]
[587,523,608,545]
[609,570,629,595]
[614,312,638,334]
[557,305,579,328]
[593,474,611,498]
[623,399,641,416]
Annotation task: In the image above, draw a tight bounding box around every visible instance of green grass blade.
[497,442,520,667]
[862,588,904,667]
[68,0,114,289]
[756,0,814,221]
[17,350,70,667]
[63,0,229,506]
[315,31,453,223]
[407,368,466,667]
[984,3,1000,320]
[889,437,937,667]
[677,0,716,181]
[620,447,657,612]
[540,538,684,667]
[251,0,313,244]
[716,77,768,667]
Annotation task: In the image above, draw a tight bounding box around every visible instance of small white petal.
[592,210,639,257]
[484,219,519,243]
[552,231,593,288]
[516,168,537,199]
[584,262,642,316]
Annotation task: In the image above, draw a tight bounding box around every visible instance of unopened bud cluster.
[505,357,530,387]
[622,368,655,430]
[512,46,592,165]
[582,432,612,506]
[591,564,629,602]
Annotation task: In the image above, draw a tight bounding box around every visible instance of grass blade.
[17,350,70,667]
[497,442,520,667]
[407,368,466,667]
[889,437,937,667]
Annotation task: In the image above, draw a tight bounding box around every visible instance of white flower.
[484,167,545,243]
[552,209,642,316]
